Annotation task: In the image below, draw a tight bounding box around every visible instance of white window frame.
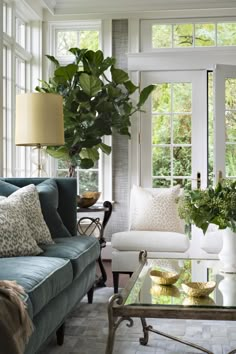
[140,70,207,189]
[140,17,236,52]
[1,1,42,177]
[128,17,236,190]
[45,19,112,201]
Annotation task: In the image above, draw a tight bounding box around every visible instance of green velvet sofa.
[0,177,100,354]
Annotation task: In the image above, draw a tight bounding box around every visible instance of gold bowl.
[182,281,216,298]
[183,296,215,306]
[77,192,101,208]
[151,284,180,298]
[150,269,180,285]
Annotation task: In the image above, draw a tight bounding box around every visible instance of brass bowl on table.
[150,269,180,285]
[151,284,180,298]
[183,296,215,306]
[182,281,216,298]
[77,192,101,208]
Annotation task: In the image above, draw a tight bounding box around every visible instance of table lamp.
[15,92,65,177]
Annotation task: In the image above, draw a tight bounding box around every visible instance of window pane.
[152,147,171,176]
[152,84,171,113]
[173,179,191,188]
[79,31,99,51]
[3,3,6,32]
[16,18,26,48]
[152,179,171,187]
[57,169,69,178]
[15,57,26,94]
[173,147,191,176]
[173,83,192,112]
[58,159,69,169]
[78,171,99,194]
[56,31,77,56]
[195,23,215,47]
[225,78,236,110]
[152,115,171,144]
[217,23,236,46]
[226,145,236,177]
[174,24,193,47]
[226,111,236,142]
[173,114,191,144]
[152,24,172,48]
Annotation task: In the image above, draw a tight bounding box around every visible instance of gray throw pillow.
[4,184,54,245]
[0,179,71,240]
[0,196,42,257]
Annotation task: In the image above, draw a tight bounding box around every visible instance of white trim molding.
[128,48,236,72]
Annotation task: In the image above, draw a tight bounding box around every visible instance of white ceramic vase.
[219,273,236,306]
[218,227,236,273]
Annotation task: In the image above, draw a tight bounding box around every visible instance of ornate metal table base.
[105,293,216,354]
[106,294,236,354]
[77,201,112,287]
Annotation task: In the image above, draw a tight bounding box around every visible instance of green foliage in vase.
[36,48,155,175]
[178,180,236,234]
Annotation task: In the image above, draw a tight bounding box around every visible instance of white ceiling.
[42,0,236,16]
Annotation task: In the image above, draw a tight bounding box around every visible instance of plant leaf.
[124,80,139,94]
[54,64,78,82]
[111,66,129,84]
[97,143,112,155]
[138,84,156,107]
[79,158,95,169]
[79,73,102,97]
[79,148,99,161]
[46,55,60,68]
[46,146,69,160]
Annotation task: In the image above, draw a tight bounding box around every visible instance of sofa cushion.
[0,179,71,239]
[0,196,42,257]
[0,184,53,245]
[36,179,71,238]
[0,257,73,317]
[111,230,190,252]
[40,236,100,279]
[130,185,184,233]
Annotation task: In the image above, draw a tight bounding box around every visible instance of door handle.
[197,172,201,189]
[217,170,223,183]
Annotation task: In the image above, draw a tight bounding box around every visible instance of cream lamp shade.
[15,93,65,146]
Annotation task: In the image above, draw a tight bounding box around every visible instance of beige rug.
[42,287,236,354]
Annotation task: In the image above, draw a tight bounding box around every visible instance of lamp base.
[30,146,48,178]
[31,168,48,178]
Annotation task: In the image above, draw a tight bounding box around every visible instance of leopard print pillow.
[130,185,185,233]
[0,196,42,257]
[5,184,54,245]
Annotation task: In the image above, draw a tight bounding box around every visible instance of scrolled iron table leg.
[139,317,150,345]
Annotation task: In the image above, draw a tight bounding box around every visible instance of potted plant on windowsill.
[178,180,236,272]
[36,48,155,177]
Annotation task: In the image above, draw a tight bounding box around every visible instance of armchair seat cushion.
[111,230,190,253]
[40,236,100,280]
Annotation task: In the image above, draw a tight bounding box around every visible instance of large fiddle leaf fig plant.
[36,48,155,176]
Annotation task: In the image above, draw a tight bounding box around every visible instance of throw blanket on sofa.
[0,280,33,354]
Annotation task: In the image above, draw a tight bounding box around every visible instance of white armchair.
[111,185,190,292]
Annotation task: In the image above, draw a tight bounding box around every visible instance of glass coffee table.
[106,251,236,354]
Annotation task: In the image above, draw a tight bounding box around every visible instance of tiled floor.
[42,287,236,354]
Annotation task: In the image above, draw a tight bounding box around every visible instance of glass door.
[140,71,208,189]
[214,64,236,184]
